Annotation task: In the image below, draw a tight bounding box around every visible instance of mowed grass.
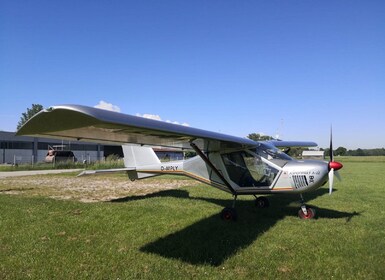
[1,157,384,279]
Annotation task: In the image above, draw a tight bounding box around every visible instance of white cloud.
[94,100,121,112]
[136,113,189,126]
[136,113,162,121]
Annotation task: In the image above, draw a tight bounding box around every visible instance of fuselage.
[131,143,333,195]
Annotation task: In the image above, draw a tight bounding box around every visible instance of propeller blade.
[328,168,334,195]
[327,125,343,195]
[329,126,334,162]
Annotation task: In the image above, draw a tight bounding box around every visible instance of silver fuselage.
[131,144,330,195]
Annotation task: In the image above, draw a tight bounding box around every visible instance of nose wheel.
[298,205,316,219]
[298,194,316,219]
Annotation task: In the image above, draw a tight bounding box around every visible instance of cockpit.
[222,143,292,188]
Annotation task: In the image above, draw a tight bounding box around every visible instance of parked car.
[45,150,77,163]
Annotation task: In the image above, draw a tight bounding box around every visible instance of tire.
[220,207,237,221]
[255,197,270,208]
[298,207,316,219]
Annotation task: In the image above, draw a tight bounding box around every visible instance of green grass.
[336,155,385,162]
[1,157,384,279]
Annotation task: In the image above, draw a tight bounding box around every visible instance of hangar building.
[0,131,185,164]
[0,131,103,164]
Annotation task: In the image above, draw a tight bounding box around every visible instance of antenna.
[275,118,284,140]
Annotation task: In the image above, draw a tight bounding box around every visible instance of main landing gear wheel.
[255,196,270,208]
[220,207,237,221]
[298,206,316,219]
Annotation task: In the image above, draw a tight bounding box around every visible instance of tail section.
[122,144,161,180]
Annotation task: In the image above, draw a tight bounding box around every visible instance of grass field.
[1,157,384,279]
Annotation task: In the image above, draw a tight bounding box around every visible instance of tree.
[355,148,365,156]
[17,104,43,130]
[335,146,347,156]
[287,147,306,158]
[247,133,274,141]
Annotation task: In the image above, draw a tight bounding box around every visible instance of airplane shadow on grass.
[110,188,359,266]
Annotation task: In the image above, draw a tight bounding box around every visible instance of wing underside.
[16,105,258,152]
[269,140,318,148]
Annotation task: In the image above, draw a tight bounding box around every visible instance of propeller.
[328,126,343,194]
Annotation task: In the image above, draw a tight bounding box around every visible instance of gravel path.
[0,172,196,202]
[0,169,83,178]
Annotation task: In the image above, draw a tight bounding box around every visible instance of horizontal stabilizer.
[77,168,133,177]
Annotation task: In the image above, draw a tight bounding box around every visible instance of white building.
[302,150,325,160]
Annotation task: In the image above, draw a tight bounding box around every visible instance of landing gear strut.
[190,142,239,222]
[298,194,316,219]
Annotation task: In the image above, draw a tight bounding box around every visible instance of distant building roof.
[302,150,325,159]
[0,131,99,146]
[302,151,324,156]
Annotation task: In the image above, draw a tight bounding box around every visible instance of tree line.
[247,133,384,157]
[330,148,385,157]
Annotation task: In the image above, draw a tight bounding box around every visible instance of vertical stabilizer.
[122,144,161,180]
[122,144,161,168]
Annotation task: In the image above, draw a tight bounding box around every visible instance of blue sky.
[1,1,384,149]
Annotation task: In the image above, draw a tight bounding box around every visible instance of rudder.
[122,144,161,168]
[122,144,161,180]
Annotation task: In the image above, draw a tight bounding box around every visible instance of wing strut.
[190,142,236,195]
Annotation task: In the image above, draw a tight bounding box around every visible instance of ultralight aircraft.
[17,105,343,221]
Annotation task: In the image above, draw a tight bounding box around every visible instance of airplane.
[16,104,343,221]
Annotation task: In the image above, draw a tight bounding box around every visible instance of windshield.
[252,143,293,166]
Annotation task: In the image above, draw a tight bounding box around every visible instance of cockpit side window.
[222,151,279,187]
[222,152,249,187]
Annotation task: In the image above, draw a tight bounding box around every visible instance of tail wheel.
[255,197,270,208]
[220,207,237,221]
[298,207,316,219]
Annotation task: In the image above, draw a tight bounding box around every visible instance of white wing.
[17,104,258,152]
